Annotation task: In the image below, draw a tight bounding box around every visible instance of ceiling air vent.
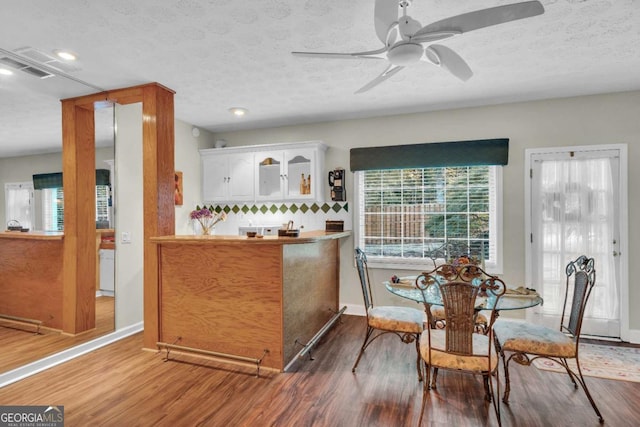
[14,46,80,74]
[0,55,54,79]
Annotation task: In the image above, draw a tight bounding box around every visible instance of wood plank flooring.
[0,314,638,426]
[0,295,114,373]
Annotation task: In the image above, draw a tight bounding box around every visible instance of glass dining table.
[384,277,544,313]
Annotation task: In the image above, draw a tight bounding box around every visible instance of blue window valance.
[349,138,509,171]
[33,169,110,190]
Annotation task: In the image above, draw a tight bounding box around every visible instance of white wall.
[114,104,144,329]
[212,90,640,335]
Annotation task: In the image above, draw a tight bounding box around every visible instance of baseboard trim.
[343,303,365,317]
[0,322,143,389]
[627,328,640,344]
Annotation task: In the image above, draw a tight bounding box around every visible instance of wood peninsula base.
[150,231,350,372]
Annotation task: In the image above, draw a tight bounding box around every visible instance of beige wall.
[0,146,114,228]
[213,90,640,340]
[174,121,216,235]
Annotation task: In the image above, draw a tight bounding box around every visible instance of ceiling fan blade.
[414,1,544,38]
[374,0,399,45]
[292,47,388,60]
[425,45,473,82]
[411,30,461,44]
[355,65,404,94]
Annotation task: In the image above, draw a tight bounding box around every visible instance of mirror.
[0,102,116,374]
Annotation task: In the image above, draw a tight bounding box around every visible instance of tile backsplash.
[188,202,351,236]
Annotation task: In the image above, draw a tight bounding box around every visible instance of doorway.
[525,145,628,340]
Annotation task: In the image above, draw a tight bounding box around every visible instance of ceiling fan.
[292,0,545,94]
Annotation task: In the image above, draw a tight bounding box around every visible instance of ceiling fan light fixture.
[229,107,248,117]
[387,43,423,66]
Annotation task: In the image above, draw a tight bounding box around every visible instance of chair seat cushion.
[368,306,424,333]
[493,319,576,358]
[420,329,498,372]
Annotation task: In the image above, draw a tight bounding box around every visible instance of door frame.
[524,144,629,341]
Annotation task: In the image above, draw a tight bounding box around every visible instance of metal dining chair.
[424,242,488,332]
[493,255,604,423]
[416,265,506,426]
[352,248,424,381]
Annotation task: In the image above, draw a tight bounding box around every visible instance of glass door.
[528,147,623,338]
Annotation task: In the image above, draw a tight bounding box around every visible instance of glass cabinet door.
[287,154,312,198]
[256,154,282,199]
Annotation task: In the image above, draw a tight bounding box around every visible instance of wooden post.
[61,83,174,339]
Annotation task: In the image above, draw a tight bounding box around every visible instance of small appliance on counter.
[278,220,300,237]
[328,168,346,201]
[6,220,28,232]
[325,220,344,232]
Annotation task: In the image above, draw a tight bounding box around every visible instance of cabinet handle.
[283,174,288,180]
[227,176,231,182]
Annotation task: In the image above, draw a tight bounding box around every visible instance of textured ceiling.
[0,0,639,157]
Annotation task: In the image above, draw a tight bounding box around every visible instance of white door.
[526,145,627,339]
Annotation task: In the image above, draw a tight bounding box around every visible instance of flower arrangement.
[448,254,481,268]
[190,205,227,235]
[443,254,483,278]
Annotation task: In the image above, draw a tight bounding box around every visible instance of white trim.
[0,322,143,389]
[627,329,640,345]
[524,143,629,341]
[343,303,366,317]
[354,166,503,274]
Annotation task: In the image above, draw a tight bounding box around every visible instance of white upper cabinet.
[255,149,319,201]
[200,141,326,203]
[201,152,254,203]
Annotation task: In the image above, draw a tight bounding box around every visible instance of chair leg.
[352,326,374,373]
[573,359,605,423]
[482,374,491,401]
[559,358,578,388]
[414,333,423,382]
[501,354,512,403]
[430,367,439,389]
[419,360,430,425]
[489,368,502,427]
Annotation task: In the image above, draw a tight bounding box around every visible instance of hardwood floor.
[0,295,114,373]
[0,314,638,426]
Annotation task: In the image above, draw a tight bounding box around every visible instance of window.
[42,188,65,231]
[356,166,502,271]
[42,185,111,231]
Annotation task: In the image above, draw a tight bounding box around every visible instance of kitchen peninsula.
[149,230,350,373]
[0,231,64,330]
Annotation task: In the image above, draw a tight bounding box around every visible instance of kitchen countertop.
[151,230,351,245]
[0,231,64,240]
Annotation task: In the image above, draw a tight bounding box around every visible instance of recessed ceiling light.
[0,68,13,75]
[55,50,77,61]
[229,107,248,117]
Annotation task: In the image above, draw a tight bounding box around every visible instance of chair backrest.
[561,255,596,338]
[418,264,506,356]
[354,248,373,311]
[439,281,481,355]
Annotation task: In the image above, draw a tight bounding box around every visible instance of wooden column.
[61,83,174,337]
[62,96,99,334]
[141,85,175,349]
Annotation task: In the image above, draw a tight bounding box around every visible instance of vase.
[200,223,215,235]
